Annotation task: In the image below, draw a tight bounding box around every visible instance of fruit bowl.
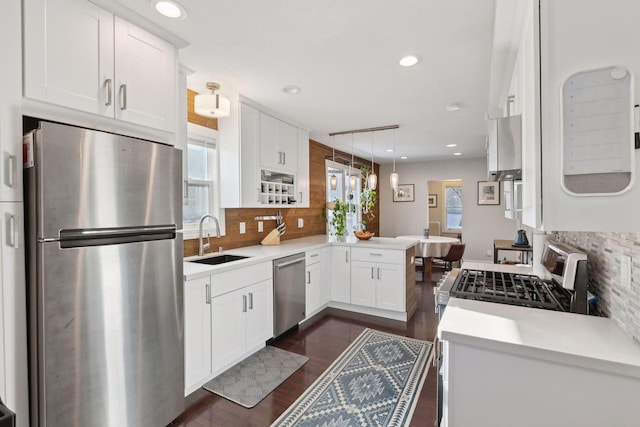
[354,231,374,240]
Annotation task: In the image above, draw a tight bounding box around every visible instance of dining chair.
[432,243,466,271]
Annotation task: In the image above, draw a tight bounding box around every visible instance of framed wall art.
[393,184,415,202]
[428,194,437,208]
[477,181,500,205]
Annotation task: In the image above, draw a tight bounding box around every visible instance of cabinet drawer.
[305,249,322,266]
[350,247,403,264]
[210,261,272,298]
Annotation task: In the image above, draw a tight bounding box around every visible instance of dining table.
[396,235,461,283]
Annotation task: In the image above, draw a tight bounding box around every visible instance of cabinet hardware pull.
[119,84,127,110]
[307,271,311,284]
[205,284,211,304]
[249,292,253,310]
[345,251,349,263]
[104,79,112,106]
[377,267,380,280]
[8,155,16,188]
[9,215,17,248]
[283,152,286,165]
[371,267,374,279]
[243,295,247,312]
[184,180,189,199]
[310,253,319,258]
[369,253,383,256]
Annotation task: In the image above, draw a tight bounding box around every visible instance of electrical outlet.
[298,218,304,228]
[239,222,246,234]
[258,221,263,232]
[621,255,632,290]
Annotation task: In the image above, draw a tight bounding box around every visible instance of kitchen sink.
[190,254,250,265]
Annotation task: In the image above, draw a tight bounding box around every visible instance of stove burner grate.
[451,269,568,311]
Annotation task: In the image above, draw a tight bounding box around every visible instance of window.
[183,124,225,239]
[325,160,362,236]
[444,183,462,231]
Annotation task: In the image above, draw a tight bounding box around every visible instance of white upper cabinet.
[218,95,310,208]
[259,112,298,173]
[23,0,177,133]
[499,0,640,231]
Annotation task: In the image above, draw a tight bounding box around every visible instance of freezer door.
[33,122,182,239]
[34,237,184,427]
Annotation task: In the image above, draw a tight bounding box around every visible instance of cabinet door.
[305,262,321,315]
[259,113,298,172]
[318,247,331,306]
[245,279,274,352]
[330,247,351,303]
[114,17,176,132]
[184,276,212,393]
[296,128,310,207]
[211,289,245,373]
[0,1,23,202]
[23,0,115,116]
[350,261,377,308]
[375,263,405,312]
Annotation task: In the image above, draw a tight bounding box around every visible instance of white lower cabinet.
[330,246,351,304]
[349,248,405,312]
[305,247,330,318]
[184,262,273,395]
[184,276,212,391]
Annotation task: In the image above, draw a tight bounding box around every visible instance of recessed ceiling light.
[453,152,462,156]
[386,149,395,153]
[152,0,186,19]
[446,102,462,112]
[446,144,458,148]
[399,55,420,67]
[282,85,302,95]
[400,156,408,160]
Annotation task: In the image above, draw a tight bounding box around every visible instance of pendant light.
[194,82,230,118]
[330,135,337,190]
[368,131,378,190]
[349,133,357,190]
[390,128,399,192]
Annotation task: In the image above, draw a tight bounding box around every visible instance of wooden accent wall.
[184,90,380,256]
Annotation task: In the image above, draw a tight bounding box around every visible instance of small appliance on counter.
[513,229,530,247]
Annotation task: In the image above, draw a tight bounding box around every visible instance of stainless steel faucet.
[198,214,221,256]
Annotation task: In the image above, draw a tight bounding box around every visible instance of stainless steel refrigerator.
[24,121,184,427]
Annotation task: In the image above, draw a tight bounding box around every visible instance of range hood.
[486,115,522,181]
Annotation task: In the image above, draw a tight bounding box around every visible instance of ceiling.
[117,0,498,164]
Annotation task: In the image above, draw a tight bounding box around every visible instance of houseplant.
[329,199,349,237]
[359,165,377,221]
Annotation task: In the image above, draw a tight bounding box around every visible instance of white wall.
[379,157,517,261]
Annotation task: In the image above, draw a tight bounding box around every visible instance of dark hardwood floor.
[172,272,441,427]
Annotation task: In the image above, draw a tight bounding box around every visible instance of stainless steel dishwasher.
[273,252,306,337]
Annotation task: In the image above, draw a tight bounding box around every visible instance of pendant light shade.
[349,174,357,190]
[194,82,230,118]
[368,173,378,190]
[390,172,399,191]
[330,135,337,190]
[390,128,399,191]
[368,131,377,190]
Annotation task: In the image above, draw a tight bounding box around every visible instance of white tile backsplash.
[556,231,640,343]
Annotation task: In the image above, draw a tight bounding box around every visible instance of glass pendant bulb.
[349,174,357,190]
[390,172,399,190]
[368,172,377,190]
[330,174,337,190]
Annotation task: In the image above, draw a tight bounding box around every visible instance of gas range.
[435,241,589,315]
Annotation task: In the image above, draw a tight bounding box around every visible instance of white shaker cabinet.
[296,128,311,208]
[259,113,298,174]
[503,0,640,231]
[305,248,329,317]
[350,248,405,312]
[184,276,212,393]
[330,246,351,304]
[23,0,177,133]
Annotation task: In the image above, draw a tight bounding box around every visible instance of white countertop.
[438,298,640,379]
[184,235,416,281]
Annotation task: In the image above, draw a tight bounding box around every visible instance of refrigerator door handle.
[58,225,176,248]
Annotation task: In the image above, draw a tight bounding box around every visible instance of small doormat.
[203,346,309,408]
[271,328,433,427]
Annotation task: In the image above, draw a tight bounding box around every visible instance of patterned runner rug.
[271,328,433,427]
[203,346,308,408]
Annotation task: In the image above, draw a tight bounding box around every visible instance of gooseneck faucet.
[198,214,221,256]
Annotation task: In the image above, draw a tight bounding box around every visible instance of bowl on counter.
[354,231,375,240]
